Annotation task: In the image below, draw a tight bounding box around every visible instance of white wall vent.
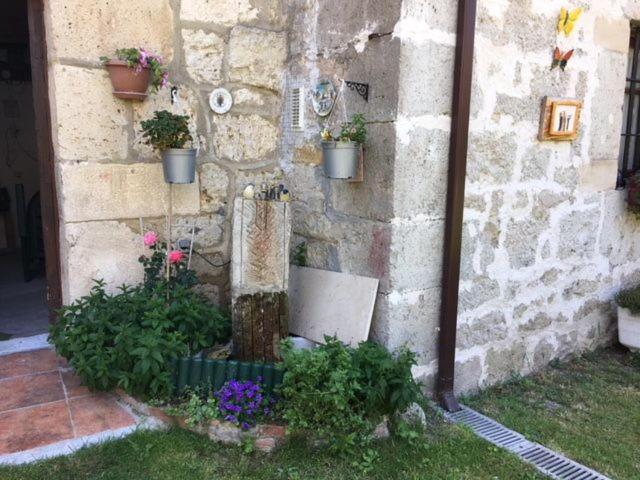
[290,87,304,132]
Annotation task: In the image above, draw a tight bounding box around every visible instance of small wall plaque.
[538,97,582,141]
[209,88,233,114]
[311,79,336,117]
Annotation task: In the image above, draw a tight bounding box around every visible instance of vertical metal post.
[436,0,478,412]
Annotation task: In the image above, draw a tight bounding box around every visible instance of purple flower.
[214,379,275,430]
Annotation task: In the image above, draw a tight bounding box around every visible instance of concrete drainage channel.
[443,406,610,480]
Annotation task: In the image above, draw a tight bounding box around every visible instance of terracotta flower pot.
[104,60,150,100]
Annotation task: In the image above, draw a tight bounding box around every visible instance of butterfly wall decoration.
[557,7,583,36]
[551,47,574,71]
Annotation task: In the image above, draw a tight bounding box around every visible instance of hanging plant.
[100,47,169,100]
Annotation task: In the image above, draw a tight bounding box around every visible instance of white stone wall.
[43,0,640,394]
[453,0,640,392]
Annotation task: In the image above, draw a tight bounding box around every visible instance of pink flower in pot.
[143,231,159,247]
[168,250,185,264]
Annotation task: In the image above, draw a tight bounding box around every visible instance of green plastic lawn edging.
[171,357,284,394]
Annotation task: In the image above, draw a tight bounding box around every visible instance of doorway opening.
[0,1,48,339]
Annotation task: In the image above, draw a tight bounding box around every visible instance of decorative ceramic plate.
[209,88,233,114]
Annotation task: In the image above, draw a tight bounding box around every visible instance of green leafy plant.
[291,242,307,267]
[616,285,640,313]
[141,110,193,151]
[320,113,367,144]
[278,337,420,453]
[100,47,168,92]
[339,113,367,144]
[50,279,230,399]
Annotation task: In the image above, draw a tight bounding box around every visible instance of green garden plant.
[616,285,640,313]
[141,110,193,151]
[278,337,421,452]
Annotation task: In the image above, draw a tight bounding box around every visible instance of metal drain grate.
[444,406,610,480]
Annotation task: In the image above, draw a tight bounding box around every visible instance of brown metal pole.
[436,0,477,412]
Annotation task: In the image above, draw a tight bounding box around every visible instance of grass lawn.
[0,419,544,480]
[466,347,640,480]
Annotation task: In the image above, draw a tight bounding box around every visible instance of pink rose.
[168,250,185,264]
[143,231,158,247]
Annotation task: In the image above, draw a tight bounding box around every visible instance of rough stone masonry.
[44,0,640,395]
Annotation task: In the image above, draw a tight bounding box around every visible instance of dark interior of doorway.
[0,0,48,339]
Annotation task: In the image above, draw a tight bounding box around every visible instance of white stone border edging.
[0,334,50,356]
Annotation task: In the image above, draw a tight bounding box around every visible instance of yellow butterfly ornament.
[557,7,583,36]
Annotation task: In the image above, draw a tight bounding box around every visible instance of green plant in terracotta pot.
[141,110,196,184]
[321,113,366,179]
[101,47,168,100]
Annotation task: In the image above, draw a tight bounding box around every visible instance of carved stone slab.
[288,266,379,347]
[231,198,291,296]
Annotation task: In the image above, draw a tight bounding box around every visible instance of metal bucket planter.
[162,148,197,184]
[322,141,361,179]
[172,357,285,394]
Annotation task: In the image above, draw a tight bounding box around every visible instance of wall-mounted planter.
[162,148,197,184]
[322,141,361,179]
[617,306,640,351]
[172,357,285,394]
[104,60,151,100]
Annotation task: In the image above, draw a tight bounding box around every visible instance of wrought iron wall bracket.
[345,81,369,102]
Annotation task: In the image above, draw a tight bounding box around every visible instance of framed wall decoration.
[538,97,582,141]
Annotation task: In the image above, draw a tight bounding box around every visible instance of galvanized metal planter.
[172,357,285,394]
[162,148,197,184]
[322,141,360,179]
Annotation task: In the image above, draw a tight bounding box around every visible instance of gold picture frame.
[538,97,582,141]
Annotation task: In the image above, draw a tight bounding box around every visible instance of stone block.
[594,17,630,53]
[458,276,500,313]
[52,65,129,161]
[199,163,230,213]
[579,160,618,192]
[484,344,526,385]
[401,0,458,33]
[388,219,444,292]
[557,208,599,260]
[182,29,225,85]
[505,217,549,268]
[228,27,287,91]
[370,288,441,363]
[316,0,401,51]
[212,114,279,161]
[394,127,449,219]
[456,311,508,350]
[60,163,200,223]
[48,0,174,62]
[330,122,396,221]
[63,221,143,302]
[292,145,322,166]
[398,40,455,117]
[467,132,517,185]
[454,355,482,395]
[180,0,287,29]
[231,198,291,295]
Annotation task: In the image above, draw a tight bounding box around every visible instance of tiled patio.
[0,348,136,458]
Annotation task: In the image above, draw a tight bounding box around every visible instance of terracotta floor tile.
[0,349,58,379]
[69,394,135,437]
[61,370,91,398]
[0,401,73,454]
[0,371,65,411]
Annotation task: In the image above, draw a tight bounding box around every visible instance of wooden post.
[231,198,291,361]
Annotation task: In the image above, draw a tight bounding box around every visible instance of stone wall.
[45,0,288,303]
[453,0,640,392]
[43,0,640,395]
